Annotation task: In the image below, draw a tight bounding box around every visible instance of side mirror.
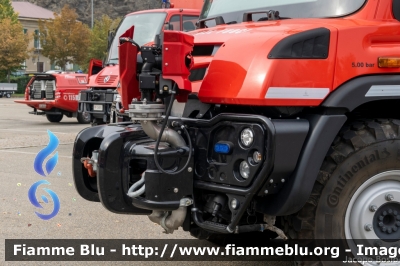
[164,22,174,30]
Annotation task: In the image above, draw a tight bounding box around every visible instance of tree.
[0,0,18,23]
[0,0,28,81]
[82,15,121,71]
[38,5,90,70]
[0,18,30,82]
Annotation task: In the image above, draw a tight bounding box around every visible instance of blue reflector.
[214,143,231,154]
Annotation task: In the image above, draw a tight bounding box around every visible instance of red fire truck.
[79,7,200,125]
[73,0,400,263]
[15,72,90,123]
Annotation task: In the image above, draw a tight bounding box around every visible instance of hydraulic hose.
[153,86,193,175]
[127,175,145,198]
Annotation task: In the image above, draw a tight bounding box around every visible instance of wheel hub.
[373,203,400,239]
[83,112,90,121]
[348,180,400,241]
[345,171,400,265]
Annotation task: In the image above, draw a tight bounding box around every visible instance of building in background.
[12,2,80,73]
[12,2,54,73]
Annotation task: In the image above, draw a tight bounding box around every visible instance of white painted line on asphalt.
[0,143,74,150]
[0,129,73,134]
[0,149,72,158]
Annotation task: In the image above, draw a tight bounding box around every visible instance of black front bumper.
[78,89,117,122]
[73,114,310,224]
[73,123,193,214]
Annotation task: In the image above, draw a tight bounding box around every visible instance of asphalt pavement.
[0,98,292,266]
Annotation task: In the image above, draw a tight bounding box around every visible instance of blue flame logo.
[28,180,60,220]
[34,130,59,176]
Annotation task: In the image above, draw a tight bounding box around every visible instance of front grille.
[45,80,55,99]
[189,68,207,82]
[96,75,118,85]
[80,89,117,102]
[192,45,218,56]
[32,81,43,99]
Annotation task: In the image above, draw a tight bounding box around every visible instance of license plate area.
[38,104,46,108]
[93,105,103,111]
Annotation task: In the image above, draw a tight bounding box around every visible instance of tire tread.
[286,119,400,265]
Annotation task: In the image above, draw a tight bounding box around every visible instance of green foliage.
[81,15,121,72]
[0,18,30,82]
[0,0,28,82]
[11,76,30,93]
[0,0,18,23]
[39,5,91,70]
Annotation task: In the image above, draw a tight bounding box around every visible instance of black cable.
[153,86,193,175]
[119,37,141,52]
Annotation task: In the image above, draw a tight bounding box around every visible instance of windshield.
[200,0,366,25]
[106,12,167,64]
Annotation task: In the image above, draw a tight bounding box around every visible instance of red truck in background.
[165,0,204,9]
[15,72,91,123]
[79,7,200,125]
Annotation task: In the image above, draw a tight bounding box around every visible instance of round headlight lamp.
[239,161,250,179]
[240,128,254,147]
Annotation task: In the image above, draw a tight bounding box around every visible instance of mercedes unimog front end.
[73,0,400,264]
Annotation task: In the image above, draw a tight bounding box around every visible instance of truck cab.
[15,72,90,123]
[78,8,200,125]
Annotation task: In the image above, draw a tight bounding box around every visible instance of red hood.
[191,20,316,44]
[87,64,119,88]
[186,19,342,106]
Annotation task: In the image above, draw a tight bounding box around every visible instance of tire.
[289,119,400,265]
[46,114,63,123]
[77,112,91,124]
[6,93,10,98]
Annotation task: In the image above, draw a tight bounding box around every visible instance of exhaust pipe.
[129,100,186,148]
[148,198,193,234]
[128,100,192,233]
[140,120,186,148]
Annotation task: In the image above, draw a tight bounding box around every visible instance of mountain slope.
[24,0,159,25]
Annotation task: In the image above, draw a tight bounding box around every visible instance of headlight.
[239,161,250,179]
[253,151,262,163]
[230,198,239,210]
[240,128,254,147]
[113,93,119,101]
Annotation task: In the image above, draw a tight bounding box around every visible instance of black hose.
[119,37,141,52]
[153,86,193,175]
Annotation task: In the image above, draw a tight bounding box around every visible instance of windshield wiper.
[106,58,118,66]
[197,16,225,29]
[243,10,280,22]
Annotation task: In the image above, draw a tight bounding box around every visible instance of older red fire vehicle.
[15,72,90,123]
